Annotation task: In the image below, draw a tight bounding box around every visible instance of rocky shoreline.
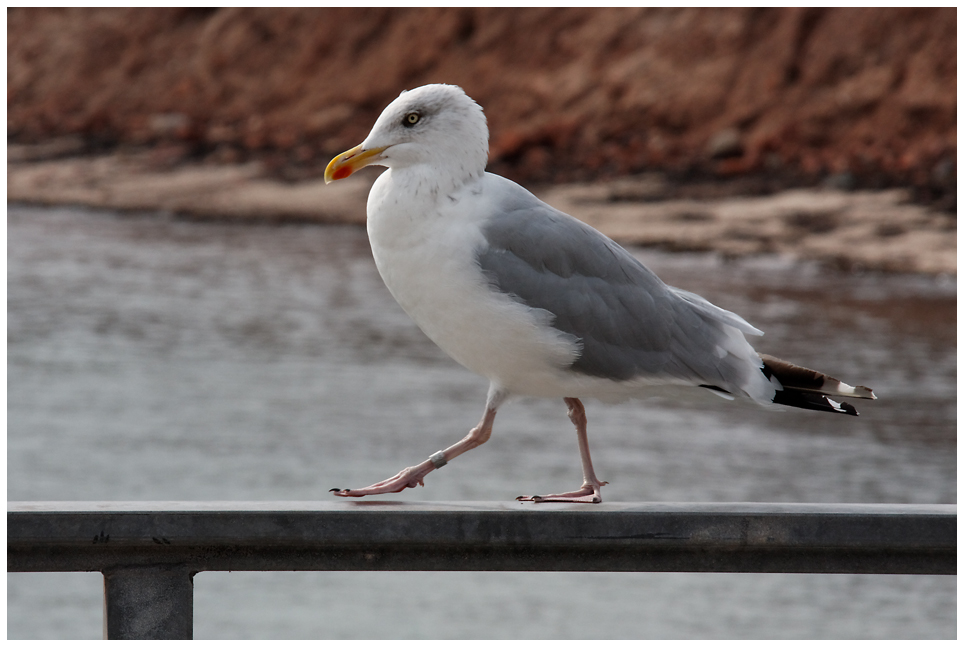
[8,146,956,276]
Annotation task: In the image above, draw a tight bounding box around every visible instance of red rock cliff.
[7,8,956,200]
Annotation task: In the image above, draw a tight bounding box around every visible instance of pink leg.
[517,397,607,504]
[331,404,499,498]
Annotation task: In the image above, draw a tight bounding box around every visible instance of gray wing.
[476,177,764,392]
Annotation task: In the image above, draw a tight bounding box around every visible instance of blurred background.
[7,7,956,640]
[8,7,957,197]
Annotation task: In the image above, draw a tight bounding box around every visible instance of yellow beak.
[324,144,388,184]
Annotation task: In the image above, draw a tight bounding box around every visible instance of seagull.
[324,83,875,503]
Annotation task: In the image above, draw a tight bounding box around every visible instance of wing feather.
[475,176,771,399]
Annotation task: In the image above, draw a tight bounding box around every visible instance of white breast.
[365,169,580,395]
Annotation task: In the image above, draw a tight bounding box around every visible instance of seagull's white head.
[325,84,489,187]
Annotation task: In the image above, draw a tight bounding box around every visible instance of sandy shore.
[8,147,956,276]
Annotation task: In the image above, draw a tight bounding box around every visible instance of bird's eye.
[403,112,421,127]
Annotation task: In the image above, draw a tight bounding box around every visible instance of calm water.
[7,203,956,639]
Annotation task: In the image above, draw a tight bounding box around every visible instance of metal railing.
[8,500,956,639]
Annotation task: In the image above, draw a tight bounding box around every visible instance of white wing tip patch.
[837,381,877,400]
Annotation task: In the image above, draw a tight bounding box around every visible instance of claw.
[515,483,605,504]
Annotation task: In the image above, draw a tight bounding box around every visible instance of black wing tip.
[836,400,859,416]
[773,390,860,416]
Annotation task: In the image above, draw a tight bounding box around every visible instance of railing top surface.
[8,500,957,515]
[9,500,955,575]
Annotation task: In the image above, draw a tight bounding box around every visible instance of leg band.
[429,451,448,469]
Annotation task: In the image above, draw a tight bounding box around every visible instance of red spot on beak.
[332,166,353,181]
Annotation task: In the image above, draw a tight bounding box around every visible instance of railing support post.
[103,565,194,640]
